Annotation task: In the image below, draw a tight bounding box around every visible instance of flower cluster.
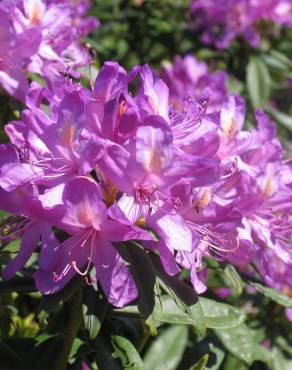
[0,0,99,101]
[190,0,292,48]
[0,60,291,307]
[161,55,227,112]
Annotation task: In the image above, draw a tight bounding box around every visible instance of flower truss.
[190,0,292,48]
[0,60,291,308]
[161,54,227,112]
[0,0,99,101]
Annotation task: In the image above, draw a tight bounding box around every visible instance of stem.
[54,288,83,370]
[137,319,150,353]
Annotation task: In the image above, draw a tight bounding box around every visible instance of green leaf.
[271,346,292,370]
[12,335,64,370]
[143,325,188,370]
[110,295,244,332]
[150,253,206,336]
[215,324,268,366]
[252,342,272,365]
[251,283,292,308]
[115,243,162,333]
[0,210,8,218]
[82,286,108,340]
[263,50,292,72]
[215,325,253,365]
[199,297,245,329]
[69,338,84,360]
[0,342,20,368]
[247,56,271,108]
[223,353,249,370]
[111,335,144,370]
[190,354,209,370]
[82,303,100,340]
[0,277,36,294]
[157,295,204,329]
[94,336,122,370]
[266,108,292,131]
[37,275,83,313]
[224,265,244,296]
[207,342,225,370]
[1,240,20,253]
[269,50,292,69]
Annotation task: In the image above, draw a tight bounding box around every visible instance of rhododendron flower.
[0,60,291,307]
[162,55,227,112]
[190,0,292,48]
[0,0,99,100]
[0,8,41,101]
[0,83,97,190]
[35,177,151,307]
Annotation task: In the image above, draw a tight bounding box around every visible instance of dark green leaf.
[251,283,292,308]
[0,342,20,368]
[247,56,271,108]
[266,108,292,131]
[111,335,144,370]
[37,275,83,313]
[115,243,162,333]
[215,324,262,366]
[207,342,225,370]
[150,253,206,336]
[223,353,249,370]
[94,336,122,370]
[143,325,188,370]
[199,297,245,329]
[0,277,36,294]
[69,338,83,360]
[12,335,64,370]
[190,354,209,370]
[215,325,253,365]
[157,295,204,329]
[82,286,108,340]
[82,303,101,340]
[224,265,244,296]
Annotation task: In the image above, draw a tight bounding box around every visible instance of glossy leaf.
[82,286,108,340]
[266,108,292,131]
[199,297,245,329]
[215,325,253,365]
[251,283,292,308]
[271,346,292,370]
[214,324,269,366]
[247,56,271,108]
[143,325,188,370]
[151,253,206,336]
[111,335,144,370]
[94,336,122,370]
[224,265,244,296]
[115,243,162,333]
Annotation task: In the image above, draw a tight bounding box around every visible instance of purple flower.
[0,147,61,280]
[162,55,228,112]
[1,60,291,306]
[0,0,99,100]
[0,82,98,190]
[35,176,150,307]
[0,8,41,100]
[190,0,292,48]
